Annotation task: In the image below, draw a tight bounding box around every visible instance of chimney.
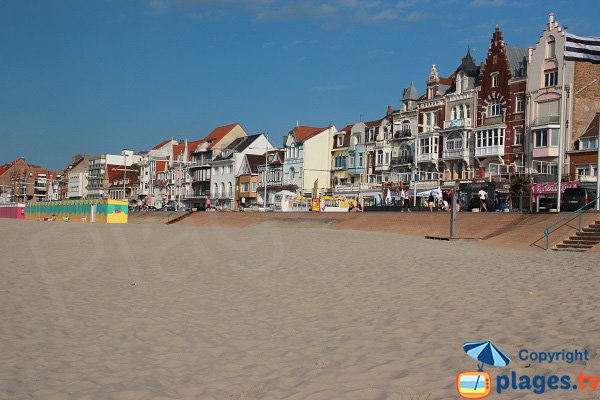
[549,12,555,24]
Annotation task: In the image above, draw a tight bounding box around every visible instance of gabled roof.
[244,154,266,174]
[109,168,140,187]
[579,113,600,140]
[290,126,329,142]
[152,139,173,150]
[364,119,381,128]
[338,124,353,133]
[213,134,261,161]
[505,45,528,78]
[187,139,204,153]
[204,123,241,149]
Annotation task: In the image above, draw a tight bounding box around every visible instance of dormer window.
[427,87,435,98]
[336,135,343,147]
[456,73,463,93]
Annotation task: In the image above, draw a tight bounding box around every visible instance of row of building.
[1,13,599,210]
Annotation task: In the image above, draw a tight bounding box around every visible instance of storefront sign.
[530,181,579,195]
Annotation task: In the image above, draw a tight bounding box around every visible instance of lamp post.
[122,149,132,204]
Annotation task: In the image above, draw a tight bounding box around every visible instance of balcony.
[443,118,472,129]
[475,145,505,158]
[393,130,412,139]
[417,153,439,162]
[532,146,559,159]
[531,115,560,127]
[391,156,413,165]
[415,171,441,181]
[442,148,467,159]
[188,160,211,169]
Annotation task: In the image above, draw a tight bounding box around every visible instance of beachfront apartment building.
[237,153,266,207]
[188,123,248,209]
[390,82,419,181]
[65,154,92,199]
[87,153,142,199]
[210,134,273,209]
[256,149,286,206]
[283,125,336,197]
[416,64,448,181]
[475,26,528,180]
[439,49,479,181]
[346,121,371,185]
[0,158,62,203]
[331,125,351,188]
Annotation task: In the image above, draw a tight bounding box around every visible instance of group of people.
[427,189,459,212]
[348,202,363,212]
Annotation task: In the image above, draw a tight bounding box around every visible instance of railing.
[443,118,472,129]
[391,156,413,165]
[475,145,505,157]
[417,153,438,162]
[394,130,412,138]
[532,115,560,127]
[461,170,475,180]
[532,160,557,175]
[544,196,600,250]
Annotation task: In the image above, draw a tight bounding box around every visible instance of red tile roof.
[152,139,172,150]
[292,126,328,142]
[339,124,353,132]
[364,119,381,127]
[204,123,241,149]
[187,139,205,153]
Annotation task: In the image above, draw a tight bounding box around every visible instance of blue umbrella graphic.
[463,341,511,392]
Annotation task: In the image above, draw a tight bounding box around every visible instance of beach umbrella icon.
[463,341,511,371]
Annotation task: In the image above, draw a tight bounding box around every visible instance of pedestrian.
[428,192,435,212]
[442,190,450,211]
[478,189,488,212]
[205,198,211,211]
[494,191,501,211]
[241,196,246,209]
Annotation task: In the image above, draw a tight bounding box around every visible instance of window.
[491,74,499,88]
[383,127,389,140]
[289,167,296,179]
[515,94,524,113]
[446,132,463,151]
[349,154,355,167]
[377,150,384,165]
[451,106,457,120]
[336,135,343,146]
[428,87,435,98]
[514,127,523,145]
[385,152,390,164]
[476,129,505,148]
[402,120,410,134]
[544,69,558,87]
[577,164,597,177]
[242,182,249,192]
[546,36,556,59]
[580,137,598,150]
[220,183,225,196]
[535,129,548,147]
[487,99,502,117]
[358,154,364,167]
[251,182,257,192]
[228,182,232,196]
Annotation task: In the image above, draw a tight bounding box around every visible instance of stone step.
[553,248,588,252]
[582,227,600,232]
[574,232,600,239]
[563,239,600,245]
[556,243,594,249]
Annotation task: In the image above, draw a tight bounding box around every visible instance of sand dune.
[1,219,599,399]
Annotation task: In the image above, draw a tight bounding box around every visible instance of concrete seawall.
[129,210,600,251]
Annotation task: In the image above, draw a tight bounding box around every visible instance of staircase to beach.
[554,220,600,252]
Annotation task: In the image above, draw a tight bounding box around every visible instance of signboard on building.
[530,181,579,195]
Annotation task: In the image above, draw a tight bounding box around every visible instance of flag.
[565,33,600,64]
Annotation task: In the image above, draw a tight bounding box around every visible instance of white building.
[283,125,336,196]
[210,134,273,209]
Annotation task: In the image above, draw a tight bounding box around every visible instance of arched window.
[466,104,471,118]
[289,167,296,180]
[400,144,411,158]
[213,183,218,197]
[402,120,410,134]
[220,183,225,197]
[228,182,232,196]
[446,131,463,151]
[451,107,457,120]
[459,105,465,119]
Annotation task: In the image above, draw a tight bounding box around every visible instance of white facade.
[68,172,87,199]
[283,126,335,195]
[210,134,273,208]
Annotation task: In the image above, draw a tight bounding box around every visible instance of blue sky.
[1,0,598,170]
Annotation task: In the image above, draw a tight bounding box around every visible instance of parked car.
[560,188,597,211]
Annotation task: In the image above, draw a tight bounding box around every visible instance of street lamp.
[122,149,132,204]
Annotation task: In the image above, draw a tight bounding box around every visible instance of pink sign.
[530,181,579,195]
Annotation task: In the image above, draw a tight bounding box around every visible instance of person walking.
[428,192,435,212]
[478,189,488,212]
[400,187,410,212]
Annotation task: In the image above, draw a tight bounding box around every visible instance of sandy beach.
[1,218,600,399]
